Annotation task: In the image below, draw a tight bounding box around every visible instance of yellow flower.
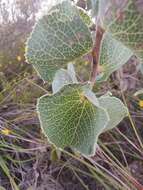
[17,56,22,62]
[139,100,143,108]
[1,128,11,135]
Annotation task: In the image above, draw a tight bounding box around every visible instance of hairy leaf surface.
[98,0,143,62]
[52,64,78,93]
[26,0,93,81]
[98,33,133,81]
[38,84,109,155]
[98,95,128,131]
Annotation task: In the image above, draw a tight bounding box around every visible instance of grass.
[0,60,143,190]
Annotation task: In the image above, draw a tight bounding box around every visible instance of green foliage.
[25,0,143,155]
[78,7,92,26]
[98,33,133,81]
[98,94,128,131]
[38,84,109,155]
[52,63,78,93]
[26,0,92,81]
[98,0,143,62]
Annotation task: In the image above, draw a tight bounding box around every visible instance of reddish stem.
[90,25,104,85]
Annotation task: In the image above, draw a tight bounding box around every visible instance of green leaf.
[78,7,92,26]
[37,84,109,156]
[67,63,78,83]
[26,0,93,81]
[52,69,74,94]
[52,63,78,93]
[98,95,128,131]
[98,33,133,81]
[98,0,143,62]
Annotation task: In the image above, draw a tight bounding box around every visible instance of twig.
[90,25,104,86]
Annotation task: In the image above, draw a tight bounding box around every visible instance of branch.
[90,25,104,85]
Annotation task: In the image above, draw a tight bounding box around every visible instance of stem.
[90,25,104,86]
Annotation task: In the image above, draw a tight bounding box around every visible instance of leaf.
[98,95,128,131]
[67,63,78,83]
[26,0,93,81]
[37,84,109,156]
[52,69,73,94]
[52,63,78,93]
[50,145,61,161]
[98,0,143,62]
[78,7,92,26]
[134,89,143,96]
[98,33,133,81]
[91,0,99,16]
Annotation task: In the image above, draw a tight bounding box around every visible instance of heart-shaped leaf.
[98,33,133,81]
[98,94,128,131]
[26,0,93,81]
[98,0,143,62]
[37,84,109,155]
